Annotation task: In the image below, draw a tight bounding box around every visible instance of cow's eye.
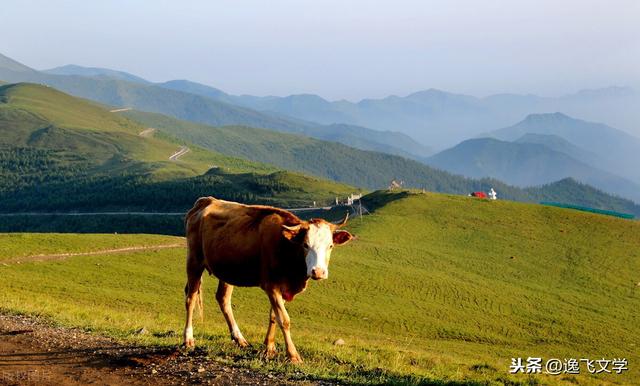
[303,242,309,249]
[329,244,334,249]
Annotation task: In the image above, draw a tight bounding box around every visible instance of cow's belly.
[206,252,262,287]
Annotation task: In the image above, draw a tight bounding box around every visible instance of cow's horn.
[282,224,302,231]
[334,212,349,228]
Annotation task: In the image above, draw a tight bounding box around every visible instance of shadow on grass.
[361,190,412,213]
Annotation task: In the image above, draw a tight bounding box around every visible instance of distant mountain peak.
[406,88,471,99]
[570,86,636,98]
[0,52,35,72]
[42,64,151,84]
[523,112,573,122]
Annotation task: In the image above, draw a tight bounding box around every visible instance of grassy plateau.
[0,191,638,385]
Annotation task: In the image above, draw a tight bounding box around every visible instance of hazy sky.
[1,0,639,100]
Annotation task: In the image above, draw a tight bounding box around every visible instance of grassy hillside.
[122,109,479,190]
[0,83,356,214]
[120,109,640,216]
[0,82,243,178]
[0,191,637,385]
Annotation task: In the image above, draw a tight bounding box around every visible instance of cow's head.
[282,213,353,280]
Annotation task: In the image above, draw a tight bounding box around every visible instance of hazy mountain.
[1,56,431,160]
[31,58,639,154]
[30,55,640,150]
[159,79,640,149]
[514,133,596,162]
[489,113,640,184]
[158,79,230,101]
[427,137,640,202]
[43,64,152,84]
[0,53,35,73]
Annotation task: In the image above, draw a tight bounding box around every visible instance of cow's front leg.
[266,289,302,363]
[263,307,277,359]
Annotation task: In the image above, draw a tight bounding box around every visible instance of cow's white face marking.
[304,222,334,280]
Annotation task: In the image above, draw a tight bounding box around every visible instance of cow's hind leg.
[216,281,249,347]
[263,307,277,359]
[183,257,204,349]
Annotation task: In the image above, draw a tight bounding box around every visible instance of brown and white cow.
[182,197,353,363]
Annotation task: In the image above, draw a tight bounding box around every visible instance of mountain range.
[427,137,640,202]
[2,52,639,211]
[150,77,640,150]
[1,81,638,216]
[487,112,640,184]
[0,53,431,161]
[426,113,640,202]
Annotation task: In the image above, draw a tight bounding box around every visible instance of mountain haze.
[159,78,640,149]
[513,133,596,161]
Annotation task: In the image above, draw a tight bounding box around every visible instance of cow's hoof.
[235,338,250,348]
[262,346,277,360]
[288,354,303,364]
[183,338,196,349]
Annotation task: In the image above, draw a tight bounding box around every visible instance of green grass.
[0,233,182,261]
[1,191,638,385]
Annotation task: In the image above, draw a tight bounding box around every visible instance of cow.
[182,197,354,363]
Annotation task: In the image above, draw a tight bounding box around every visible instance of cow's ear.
[333,230,353,246]
[282,224,302,241]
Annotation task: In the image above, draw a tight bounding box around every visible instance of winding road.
[108,107,132,113]
[169,146,190,161]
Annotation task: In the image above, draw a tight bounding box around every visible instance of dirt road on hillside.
[169,146,190,161]
[2,243,184,265]
[0,315,330,386]
[138,128,157,137]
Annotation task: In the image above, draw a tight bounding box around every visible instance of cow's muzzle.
[310,267,327,280]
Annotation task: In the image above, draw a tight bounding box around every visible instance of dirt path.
[169,146,190,161]
[0,315,325,386]
[109,107,132,113]
[2,244,184,265]
[138,128,157,137]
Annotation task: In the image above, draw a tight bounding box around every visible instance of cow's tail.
[184,280,205,323]
[195,282,204,322]
[185,196,213,324]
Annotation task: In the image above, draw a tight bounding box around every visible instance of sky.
[1,0,639,101]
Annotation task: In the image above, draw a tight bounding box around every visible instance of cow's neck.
[277,243,309,301]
